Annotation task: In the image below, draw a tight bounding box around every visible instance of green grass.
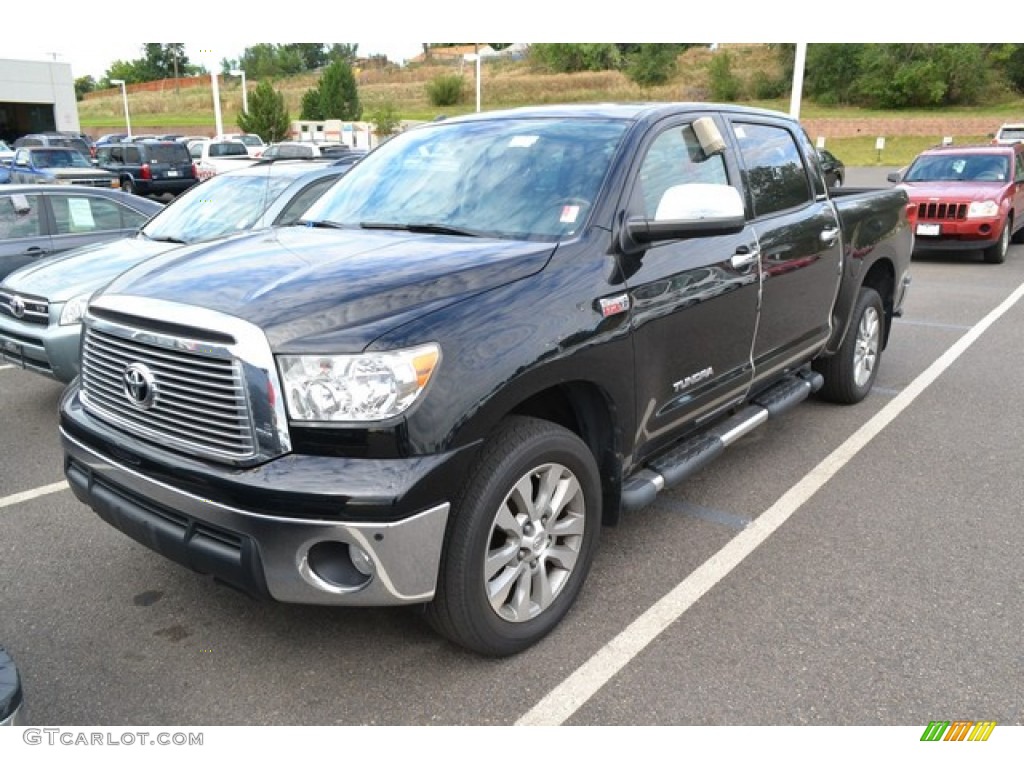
[825,135,992,167]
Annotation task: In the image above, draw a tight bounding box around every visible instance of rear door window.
[0,194,43,238]
[732,122,813,217]
[50,194,148,234]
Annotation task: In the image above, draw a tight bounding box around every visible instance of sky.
[0,5,1003,81]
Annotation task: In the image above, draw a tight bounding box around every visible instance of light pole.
[229,69,248,114]
[109,79,132,138]
[463,53,481,113]
[210,71,224,138]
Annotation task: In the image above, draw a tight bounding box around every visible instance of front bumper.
[910,216,1005,251]
[60,386,462,607]
[0,310,82,383]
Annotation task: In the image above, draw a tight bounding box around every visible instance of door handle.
[820,227,840,246]
[730,247,759,270]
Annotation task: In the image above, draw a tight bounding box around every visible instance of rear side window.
[0,194,43,238]
[124,147,142,164]
[733,122,812,217]
[50,195,148,234]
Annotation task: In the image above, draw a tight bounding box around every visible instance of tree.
[74,76,96,101]
[370,101,401,140]
[530,44,623,73]
[236,80,291,143]
[301,60,362,121]
[300,87,323,120]
[624,44,682,87]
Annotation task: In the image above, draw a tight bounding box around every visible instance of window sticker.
[68,198,96,228]
[733,125,747,139]
[560,205,580,223]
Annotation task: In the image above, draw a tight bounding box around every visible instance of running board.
[620,370,823,512]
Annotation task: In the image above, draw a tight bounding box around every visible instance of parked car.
[0,160,350,382]
[94,140,198,198]
[261,141,345,160]
[817,148,845,187]
[187,138,257,180]
[216,133,266,157]
[992,123,1024,146]
[0,646,25,726]
[58,103,912,657]
[14,132,92,159]
[889,142,1024,263]
[7,147,119,188]
[0,140,13,162]
[0,185,162,280]
[94,133,129,146]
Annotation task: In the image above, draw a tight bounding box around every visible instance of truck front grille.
[80,326,256,461]
[916,202,967,221]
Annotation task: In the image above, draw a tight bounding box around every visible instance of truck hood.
[900,180,1009,202]
[101,226,556,350]
[2,237,176,302]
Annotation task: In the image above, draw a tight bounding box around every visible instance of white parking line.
[517,279,1024,727]
[0,364,14,371]
[0,480,69,510]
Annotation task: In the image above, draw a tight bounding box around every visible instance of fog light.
[349,543,374,576]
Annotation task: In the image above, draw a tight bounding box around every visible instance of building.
[0,58,81,143]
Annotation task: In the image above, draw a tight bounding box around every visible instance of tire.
[122,177,135,195]
[983,220,1009,264]
[426,416,601,656]
[814,286,884,405]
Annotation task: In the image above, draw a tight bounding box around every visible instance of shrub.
[427,74,465,107]
[708,52,741,102]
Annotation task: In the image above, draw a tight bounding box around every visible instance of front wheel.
[983,220,1009,264]
[426,416,601,656]
[814,286,884,404]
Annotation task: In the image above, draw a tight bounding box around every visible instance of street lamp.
[229,69,247,114]
[463,53,481,113]
[210,71,224,138]
[109,79,131,138]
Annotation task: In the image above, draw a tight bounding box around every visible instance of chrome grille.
[81,326,256,460]
[917,202,967,221]
[0,289,49,326]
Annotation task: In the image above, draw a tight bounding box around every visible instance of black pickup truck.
[59,104,913,656]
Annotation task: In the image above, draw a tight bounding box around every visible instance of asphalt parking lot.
[1,167,1022,731]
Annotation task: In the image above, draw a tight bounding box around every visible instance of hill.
[78,45,1024,166]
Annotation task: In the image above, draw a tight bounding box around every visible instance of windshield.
[141,171,299,243]
[302,117,628,240]
[35,149,93,169]
[904,153,1010,182]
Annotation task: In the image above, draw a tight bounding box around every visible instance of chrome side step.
[620,370,823,512]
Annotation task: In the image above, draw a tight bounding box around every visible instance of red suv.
[890,143,1024,263]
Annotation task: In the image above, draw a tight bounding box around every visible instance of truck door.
[726,118,842,384]
[621,115,760,463]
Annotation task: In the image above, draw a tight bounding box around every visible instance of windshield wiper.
[359,221,482,237]
[144,235,187,244]
[300,219,348,229]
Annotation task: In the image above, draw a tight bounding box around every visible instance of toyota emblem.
[10,296,25,319]
[122,362,158,410]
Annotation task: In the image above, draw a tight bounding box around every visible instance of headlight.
[278,343,440,422]
[59,293,91,326]
[967,200,1000,218]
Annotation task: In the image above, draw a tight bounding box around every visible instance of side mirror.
[886,171,903,183]
[621,184,746,254]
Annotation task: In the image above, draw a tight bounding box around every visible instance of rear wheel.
[426,416,601,656]
[814,286,884,404]
[121,177,136,195]
[983,220,1009,264]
